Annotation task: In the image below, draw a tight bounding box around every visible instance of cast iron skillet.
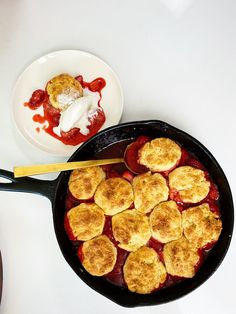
[0,120,234,307]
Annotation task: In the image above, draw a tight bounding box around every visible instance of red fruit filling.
[124,136,149,174]
[64,214,76,241]
[64,136,221,292]
[122,170,134,182]
[77,244,84,262]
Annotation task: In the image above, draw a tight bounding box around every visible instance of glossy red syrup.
[65,189,95,212]
[164,274,184,288]
[148,237,164,262]
[65,197,76,212]
[64,138,221,291]
[169,189,183,203]
[124,136,150,174]
[128,202,135,209]
[105,248,129,287]
[122,170,134,182]
[65,190,80,211]
[24,76,106,146]
[64,214,76,241]
[207,183,220,201]
[201,240,217,251]
[103,216,117,244]
[24,89,47,110]
[107,169,121,178]
[195,249,204,273]
[102,217,129,286]
[77,244,84,262]
[75,75,106,94]
[179,148,205,169]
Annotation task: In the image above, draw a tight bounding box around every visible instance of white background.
[0,0,235,313]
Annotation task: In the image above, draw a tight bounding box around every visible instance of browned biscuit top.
[69,166,105,200]
[150,201,183,243]
[132,172,169,214]
[169,166,210,203]
[94,177,134,215]
[66,203,105,241]
[138,137,182,172]
[81,235,117,276]
[182,203,222,248]
[112,210,151,251]
[163,236,200,278]
[123,246,167,294]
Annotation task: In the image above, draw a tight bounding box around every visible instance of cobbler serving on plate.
[24,73,106,145]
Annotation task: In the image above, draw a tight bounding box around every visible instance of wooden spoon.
[14,158,124,178]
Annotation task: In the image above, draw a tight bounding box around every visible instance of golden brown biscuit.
[66,203,105,241]
[169,166,210,203]
[123,246,167,294]
[150,201,183,243]
[112,210,151,251]
[81,235,117,276]
[132,172,169,213]
[69,166,105,200]
[46,74,83,109]
[182,203,222,249]
[163,236,200,278]
[138,137,182,172]
[94,178,134,215]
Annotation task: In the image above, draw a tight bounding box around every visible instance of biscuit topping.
[150,201,183,243]
[138,137,182,172]
[66,203,105,241]
[169,166,210,203]
[112,210,151,251]
[182,203,222,248]
[94,177,134,215]
[64,137,222,294]
[132,172,169,213]
[163,237,200,278]
[124,246,167,294]
[81,235,117,276]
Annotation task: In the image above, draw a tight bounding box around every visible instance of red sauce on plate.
[64,138,221,291]
[24,76,106,146]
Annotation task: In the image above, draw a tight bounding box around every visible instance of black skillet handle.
[0,169,57,202]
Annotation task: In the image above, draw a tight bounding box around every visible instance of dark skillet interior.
[52,120,234,307]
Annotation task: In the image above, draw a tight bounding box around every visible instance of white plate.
[12,50,123,156]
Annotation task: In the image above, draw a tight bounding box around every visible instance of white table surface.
[0,0,235,313]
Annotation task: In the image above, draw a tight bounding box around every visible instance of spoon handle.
[14,158,124,178]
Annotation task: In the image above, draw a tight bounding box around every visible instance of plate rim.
[11,49,124,157]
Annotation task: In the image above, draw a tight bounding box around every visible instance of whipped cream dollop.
[53,88,100,136]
